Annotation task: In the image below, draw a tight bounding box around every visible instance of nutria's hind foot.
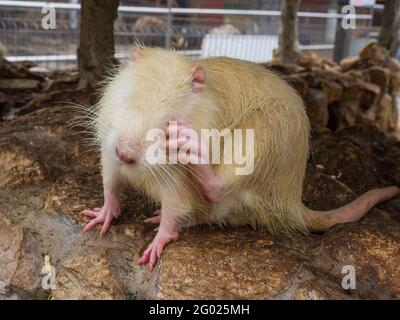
[144,210,202,229]
[144,210,161,225]
[138,212,180,269]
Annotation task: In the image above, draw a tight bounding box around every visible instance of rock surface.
[0,88,399,300]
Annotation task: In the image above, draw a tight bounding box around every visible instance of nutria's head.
[96,47,206,167]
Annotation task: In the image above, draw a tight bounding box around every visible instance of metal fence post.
[333,0,352,62]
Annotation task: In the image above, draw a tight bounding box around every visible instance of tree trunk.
[378,0,400,57]
[77,0,119,89]
[277,0,300,63]
[0,41,4,59]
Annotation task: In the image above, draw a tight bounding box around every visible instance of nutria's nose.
[115,147,136,165]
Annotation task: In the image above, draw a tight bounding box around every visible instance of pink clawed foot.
[144,210,161,225]
[144,210,199,229]
[81,188,121,237]
[138,214,179,269]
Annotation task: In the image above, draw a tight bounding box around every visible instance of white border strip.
[6,52,189,62]
[6,54,77,62]
[299,44,334,50]
[5,45,331,63]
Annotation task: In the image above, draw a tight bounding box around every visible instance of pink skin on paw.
[144,210,200,229]
[163,119,226,203]
[138,212,179,269]
[144,210,161,225]
[81,188,120,237]
[192,165,225,203]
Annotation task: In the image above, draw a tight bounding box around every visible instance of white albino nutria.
[81,47,400,269]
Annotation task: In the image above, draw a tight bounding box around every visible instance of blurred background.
[0,0,388,69]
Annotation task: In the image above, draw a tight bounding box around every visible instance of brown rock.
[340,56,360,71]
[390,71,400,94]
[0,220,43,298]
[0,137,44,188]
[339,76,361,101]
[262,62,306,75]
[44,173,103,224]
[285,74,309,97]
[16,88,95,116]
[376,94,392,131]
[388,96,398,132]
[367,66,389,92]
[293,279,352,300]
[359,42,390,65]
[334,100,359,129]
[0,59,45,81]
[304,89,329,127]
[388,57,400,72]
[320,80,343,103]
[307,214,400,299]
[297,51,322,68]
[52,251,124,300]
[359,82,381,111]
[157,230,303,299]
[314,68,341,83]
[0,79,41,91]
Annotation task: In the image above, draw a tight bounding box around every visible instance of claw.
[81,210,98,218]
[138,213,179,269]
[144,210,161,225]
[81,189,121,237]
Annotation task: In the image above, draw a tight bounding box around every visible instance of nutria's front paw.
[162,118,226,203]
[81,204,120,237]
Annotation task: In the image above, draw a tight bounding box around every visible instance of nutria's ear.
[132,47,143,61]
[192,66,205,93]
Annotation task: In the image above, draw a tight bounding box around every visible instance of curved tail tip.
[305,185,400,232]
[385,186,400,197]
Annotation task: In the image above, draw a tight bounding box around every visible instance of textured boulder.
[0,219,43,299]
[0,87,399,300]
[304,89,329,127]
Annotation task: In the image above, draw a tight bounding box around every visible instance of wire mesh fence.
[0,0,382,69]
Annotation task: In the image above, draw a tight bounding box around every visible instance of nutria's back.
[197,57,308,133]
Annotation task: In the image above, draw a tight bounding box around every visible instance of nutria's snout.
[115,146,137,165]
[114,134,145,165]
